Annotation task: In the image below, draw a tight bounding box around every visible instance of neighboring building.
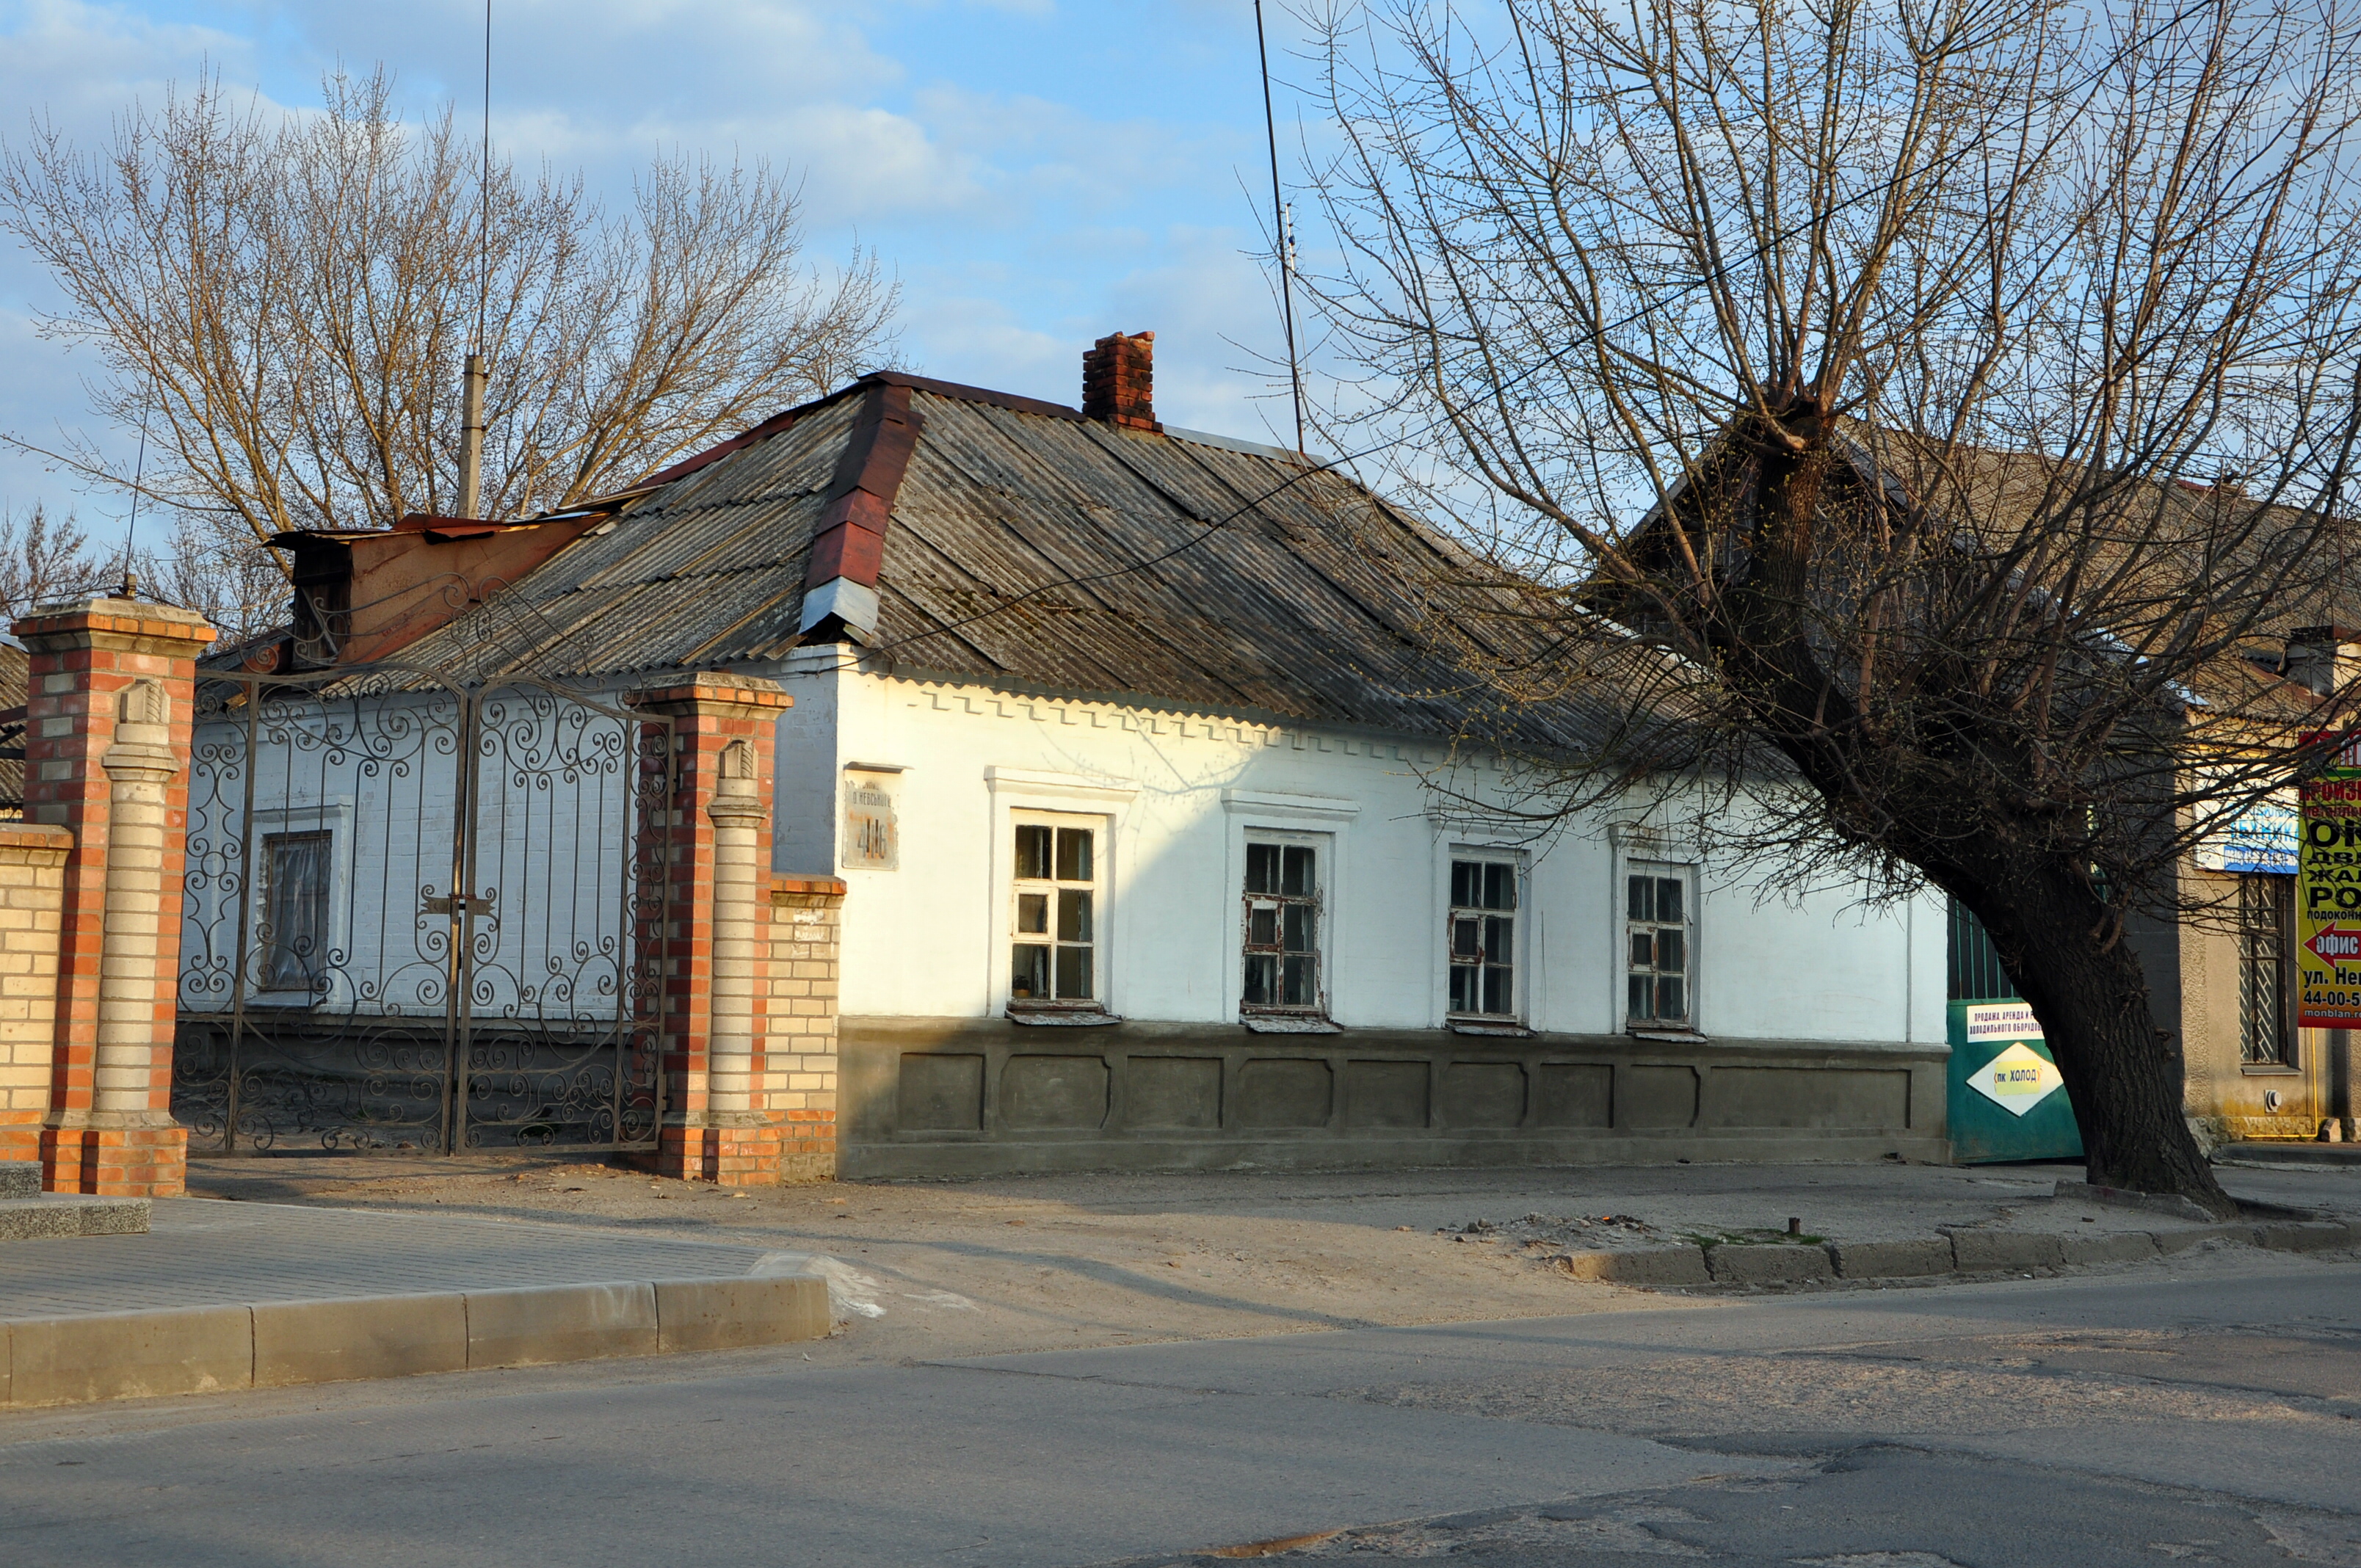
[213,331,1947,1175]
[1940,623,2354,1148]
[0,640,27,818]
[2153,626,2352,1144]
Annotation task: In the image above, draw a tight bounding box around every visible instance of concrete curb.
[0,1194,150,1241]
[1551,1216,2359,1291]
[0,1274,827,1410]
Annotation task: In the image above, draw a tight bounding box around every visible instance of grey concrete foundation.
[842,1017,1948,1178]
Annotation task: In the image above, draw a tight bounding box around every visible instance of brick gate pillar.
[14,597,215,1197]
[625,672,791,1184]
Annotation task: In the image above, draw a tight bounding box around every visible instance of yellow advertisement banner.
[2298,731,2361,1028]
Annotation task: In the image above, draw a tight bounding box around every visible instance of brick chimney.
[1081,330,1158,431]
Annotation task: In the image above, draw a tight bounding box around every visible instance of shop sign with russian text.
[2297,731,2361,1026]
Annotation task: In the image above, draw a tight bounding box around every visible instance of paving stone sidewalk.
[0,1199,772,1321]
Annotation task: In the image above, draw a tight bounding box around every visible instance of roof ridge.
[797,381,926,642]
[868,371,1086,424]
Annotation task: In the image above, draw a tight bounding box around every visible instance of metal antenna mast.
[457,0,491,518]
[1255,0,1305,457]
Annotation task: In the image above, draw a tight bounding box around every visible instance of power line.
[860,7,2221,664]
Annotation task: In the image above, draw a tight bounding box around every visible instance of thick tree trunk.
[1953,867,2235,1216]
[1719,424,2237,1216]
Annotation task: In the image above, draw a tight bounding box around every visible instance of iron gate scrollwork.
[170,663,675,1153]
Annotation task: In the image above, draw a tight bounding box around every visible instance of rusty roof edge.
[874,371,1086,423]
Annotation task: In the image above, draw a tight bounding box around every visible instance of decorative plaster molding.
[896,675,1464,767]
[982,766,1141,802]
[1220,788,1362,820]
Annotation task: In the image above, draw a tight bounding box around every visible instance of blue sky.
[0,0,1318,540]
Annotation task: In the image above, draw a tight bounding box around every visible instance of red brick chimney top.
[1081,330,1158,432]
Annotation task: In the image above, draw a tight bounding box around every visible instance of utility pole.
[458,353,487,518]
[1255,0,1305,457]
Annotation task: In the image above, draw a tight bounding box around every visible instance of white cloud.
[0,0,1313,521]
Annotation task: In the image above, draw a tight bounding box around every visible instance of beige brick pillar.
[94,680,179,1114]
[706,744,769,1116]
[15,596,217,1197]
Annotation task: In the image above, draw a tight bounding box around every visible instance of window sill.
[1449,1020,1532,1038]
[1241,1015,1342,1035]
[2238,1063,2302,1075]
[1005,1007,1123,1028]
[1629,1027,1708,1044]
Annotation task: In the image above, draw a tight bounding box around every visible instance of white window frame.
[1444,846,1526,1026]
[1239,828,1330,1019]
[1620,856,1699,1035]
[984,768,1138,1018]
[1005,809,1106,1011]
[1222,790,1357,1028]
[246,799,355,1009]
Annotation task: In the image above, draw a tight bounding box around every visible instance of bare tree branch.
[0,67,901,566]
[1302,0,2361,1209]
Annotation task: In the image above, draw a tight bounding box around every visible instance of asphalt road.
[1,1252,2355,1567]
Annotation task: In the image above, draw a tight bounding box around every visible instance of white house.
[206,332,1951,1174]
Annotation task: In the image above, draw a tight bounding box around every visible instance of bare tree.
[1305,0,2361,1209]
[0,68,899,563]
[135,514,289,646]
[0,502,109,617]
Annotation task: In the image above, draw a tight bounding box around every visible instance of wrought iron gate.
[170,663,675,1153]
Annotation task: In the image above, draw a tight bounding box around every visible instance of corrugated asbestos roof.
[391,376,1634,749]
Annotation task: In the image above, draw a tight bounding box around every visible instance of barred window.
[1448,857,1518,1018]
[1625,866,1691,1027]
[2238,874,2294,1067]
[1242,836,1323,1013]
[260,831,332,994]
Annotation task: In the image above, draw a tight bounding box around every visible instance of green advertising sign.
[1945,999,2083,1164]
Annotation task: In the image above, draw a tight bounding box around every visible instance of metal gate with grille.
[170,663,675,1153]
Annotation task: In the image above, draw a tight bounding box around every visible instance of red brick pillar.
[625,672,791,1184]
[15,597,216,1197]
